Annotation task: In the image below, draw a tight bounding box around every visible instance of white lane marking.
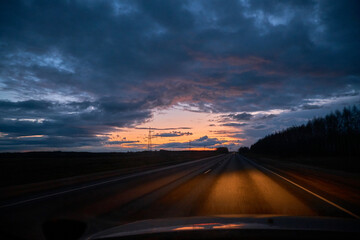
[243,156,360,219]
[204,169,212,174]
[1,155,227,208]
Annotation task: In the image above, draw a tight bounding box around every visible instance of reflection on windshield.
[173,223,247,231]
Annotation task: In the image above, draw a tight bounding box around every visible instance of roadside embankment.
[243,153,360,216]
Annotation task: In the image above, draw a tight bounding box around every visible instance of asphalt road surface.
[0,153,356,239]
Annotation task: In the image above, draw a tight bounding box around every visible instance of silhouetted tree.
[250,105,360,170]
[216,147,229,153]
[238,146,250,154]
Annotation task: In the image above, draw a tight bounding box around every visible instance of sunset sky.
[0,0,359,151]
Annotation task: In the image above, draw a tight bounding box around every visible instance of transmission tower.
[147,127,153,151]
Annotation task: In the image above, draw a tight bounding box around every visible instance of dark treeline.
[249,106,360,170]
[215,147,229,153]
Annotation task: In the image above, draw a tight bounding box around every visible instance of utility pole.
[188,140,191,151]
[147,127,153,151]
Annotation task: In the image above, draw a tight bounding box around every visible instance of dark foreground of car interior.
[38,216,360,240]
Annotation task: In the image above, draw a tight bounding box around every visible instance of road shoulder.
[241,154,360,218]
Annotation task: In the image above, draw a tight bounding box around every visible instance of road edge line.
[241,155,360,219]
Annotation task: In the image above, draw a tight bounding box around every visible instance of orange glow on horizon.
[107,107,246,150]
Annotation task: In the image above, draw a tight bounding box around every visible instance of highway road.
[0,153,357,239]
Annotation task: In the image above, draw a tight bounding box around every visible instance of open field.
[0,151,221,188]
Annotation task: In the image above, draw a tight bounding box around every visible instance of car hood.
[86,215,360,239]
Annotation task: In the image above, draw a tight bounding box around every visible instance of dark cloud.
[222,123,248,127]
[0,98,151,144]
[157,135,225,149]
[252,125,267,130]
[0,100,53,111]
[106,140,140,145]
[300,104,322,110]
[229,133,245,139]
[135,127,192,130]
[0,0,359,150]
[210,130,242,135]
[256,114,278,120]
[227,113,253,121]
[0,135,107,151]
[153,131,192,138]
[218,112,253,127]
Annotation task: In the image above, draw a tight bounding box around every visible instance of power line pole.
[147,127,153,151]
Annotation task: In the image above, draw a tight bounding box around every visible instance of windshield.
[0,1,359,240]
